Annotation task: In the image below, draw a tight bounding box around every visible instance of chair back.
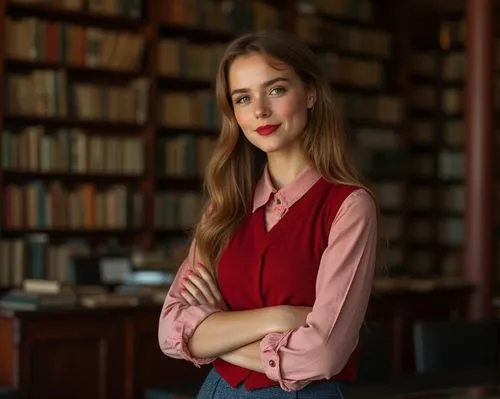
[413,319,500,374]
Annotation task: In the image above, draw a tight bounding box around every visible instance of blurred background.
[0,0,499,398]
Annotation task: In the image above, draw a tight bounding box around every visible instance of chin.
[252,140,286,154]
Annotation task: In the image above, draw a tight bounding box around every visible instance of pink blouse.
[158,166,378,391]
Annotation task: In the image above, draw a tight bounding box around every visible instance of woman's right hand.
[271,305,313,333]
[181,263,226,309]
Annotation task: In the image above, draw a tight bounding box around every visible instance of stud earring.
[308,97,315,111]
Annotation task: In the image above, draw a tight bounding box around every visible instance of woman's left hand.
[181,263,225,308]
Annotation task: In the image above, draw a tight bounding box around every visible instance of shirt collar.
[252,164,322,212]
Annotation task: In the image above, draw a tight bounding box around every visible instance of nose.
[253,97,271,119]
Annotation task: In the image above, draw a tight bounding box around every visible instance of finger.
[183,279,210,305]
[180,288,198,306]
[186,273,217,305]
[195,264,222,302]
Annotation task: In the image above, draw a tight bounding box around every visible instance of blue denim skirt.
[197,368,347,399]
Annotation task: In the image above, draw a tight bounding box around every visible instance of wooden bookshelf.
[403,12,500,290]
[0,0,412,287]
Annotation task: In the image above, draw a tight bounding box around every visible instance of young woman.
[158,30,379,399]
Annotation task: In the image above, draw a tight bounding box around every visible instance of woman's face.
[228,52,315,156]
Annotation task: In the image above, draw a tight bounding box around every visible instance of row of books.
[411,120,466,146]
[158,91,220,128]
[407,151,464,180]
[406,184,466,212]
[3,182,143,230]
[157,0,282,33]
[0,236,90,285]
[373,182,404,209]
[156,23,391,85]
[2,126,145,175]
[0,237,190,288]
[408,219,464,245]
[406,250,462,277]
[5,71,149,123]
[357,147,403,177]
[304,0,374,21]
[5,17,145,70]
[412,48,500,81]
[8,0,144,18]
[410,151,464,179]
[317,53,384,88]
[338,94,404,123]
[157,39,225,81]
[155,192,203,230]
[157,136,216,178]
[295,14,391,57]
[409,85,481,115]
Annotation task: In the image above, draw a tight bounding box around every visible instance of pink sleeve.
[259,189,378,391]
[158,238,226,367]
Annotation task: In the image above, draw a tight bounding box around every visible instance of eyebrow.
[230,77,290,97]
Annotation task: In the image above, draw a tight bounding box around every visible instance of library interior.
[0,0,499,398]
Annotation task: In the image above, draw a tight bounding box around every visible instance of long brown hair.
[193,30,384,274]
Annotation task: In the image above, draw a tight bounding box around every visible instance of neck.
[266,151,310,189]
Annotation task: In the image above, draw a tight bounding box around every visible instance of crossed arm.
[180,263,307,372]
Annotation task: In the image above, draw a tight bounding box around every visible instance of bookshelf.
[404,13,500,288]
[437,15,500,289]
[0,0,410,288]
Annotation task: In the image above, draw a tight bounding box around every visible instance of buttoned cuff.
[259,330,292,384]
[166,305,223,367]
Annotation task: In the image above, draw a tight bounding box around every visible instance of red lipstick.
[256,124,280,136]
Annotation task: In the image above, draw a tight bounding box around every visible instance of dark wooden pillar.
[465,0,494,319]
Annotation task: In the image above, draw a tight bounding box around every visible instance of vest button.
[269,360,276,367]
[276,199,281,205]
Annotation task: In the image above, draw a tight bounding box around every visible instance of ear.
[306,86,317,109]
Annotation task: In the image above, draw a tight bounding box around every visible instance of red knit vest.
[213,178,360,389]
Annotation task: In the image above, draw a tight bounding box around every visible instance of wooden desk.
[0,283,474,399]
[0,305,210,399]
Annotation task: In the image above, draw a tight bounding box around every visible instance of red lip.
[256,124,280,136]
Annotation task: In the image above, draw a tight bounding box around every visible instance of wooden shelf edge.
[308,42,390,62]
[156,177,202,190]
[157,126,217,136]
[5,58,146,78]
[158,23,236,42]
[3,115,146,130]
[1,228,143,236]
[157,75,213,90]
[3,170,145,182]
